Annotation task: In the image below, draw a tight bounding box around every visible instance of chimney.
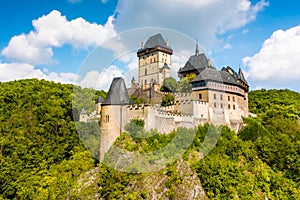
[141,42,144,49]
[166,39,169,47]
[207,59,211,67]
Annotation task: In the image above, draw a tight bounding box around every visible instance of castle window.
[199,94,202,99]
[145,68,147,75]
[106,115,109,123]
[233,105,236,110]
[233,96,235,102]
[214,94,216,99]
[221,103,223,108]
[228,104,231,109]
[228,96,230,101]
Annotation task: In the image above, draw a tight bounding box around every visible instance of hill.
[0,79,299,199]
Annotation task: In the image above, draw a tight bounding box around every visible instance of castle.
[83,33,250,161]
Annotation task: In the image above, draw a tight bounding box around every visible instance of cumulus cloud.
[0,62,77,84]
[77,65,124,90]
[1,10,116,65]
[243,25,300,89]
[114,0,269,49]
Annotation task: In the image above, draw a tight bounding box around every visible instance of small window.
[214,103,217,108]
[233,96,235,102]
[228,96,230,101]
[221,103,223,108]
[145,68,147,75]
[154,58,156,62]
[233,105,236,110]
[106,115,109,123]
[145,80,147,85]
[150,58,152,63]
[214,94,216,99]
[228,104,231,109]
[220,95,223,100]
[199,94,202,99]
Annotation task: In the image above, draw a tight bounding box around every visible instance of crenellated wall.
[99,92,247,160]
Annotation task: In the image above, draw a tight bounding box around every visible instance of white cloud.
[243,25,300,89]
[1,10,116,65]
[77,65,124,90]
[0,62,77,84]
[114,0,269,49]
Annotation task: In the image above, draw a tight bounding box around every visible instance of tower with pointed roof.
[137,33,173,89]
[178,41,212,79]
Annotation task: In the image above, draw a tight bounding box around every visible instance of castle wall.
[193,90,209,102]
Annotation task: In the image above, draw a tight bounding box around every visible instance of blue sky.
[0,0,300,91]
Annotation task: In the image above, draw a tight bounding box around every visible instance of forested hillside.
[0,79,99,199]
[0,79,299,199]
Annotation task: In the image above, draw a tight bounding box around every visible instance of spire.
[195,39,199,55]
[238,68,247,83]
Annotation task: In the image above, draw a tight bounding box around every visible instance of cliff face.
[122,158,205,200]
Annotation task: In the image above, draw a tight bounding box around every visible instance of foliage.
[0,79,97,199]
[160,77,178,92]
[124,119,145,137]
[178,73,196,92]
[161,93,175,107]
[129,95,144,105]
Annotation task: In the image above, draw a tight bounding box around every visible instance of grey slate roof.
[162,63,170,69]
[191,67,241,86]
[143,33,172,50]
[238,68,247,83]
[178,53,209,74]
[104,77,130,105]
[96,96,104,103]
[80,108,87,115]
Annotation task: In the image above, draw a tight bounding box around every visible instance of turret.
[96,96,104,115]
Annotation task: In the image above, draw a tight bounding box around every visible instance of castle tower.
[95,96,104,116]
[137,33,173,89]
[79,108,88,122]
[100,77,131,161]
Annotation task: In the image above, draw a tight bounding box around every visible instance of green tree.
[178,73,196,92]
[161,93,175,107]
[160,77,178,92]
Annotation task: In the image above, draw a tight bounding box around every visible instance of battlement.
[174,92,197,101]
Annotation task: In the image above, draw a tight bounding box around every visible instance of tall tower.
[137,33,173,88]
